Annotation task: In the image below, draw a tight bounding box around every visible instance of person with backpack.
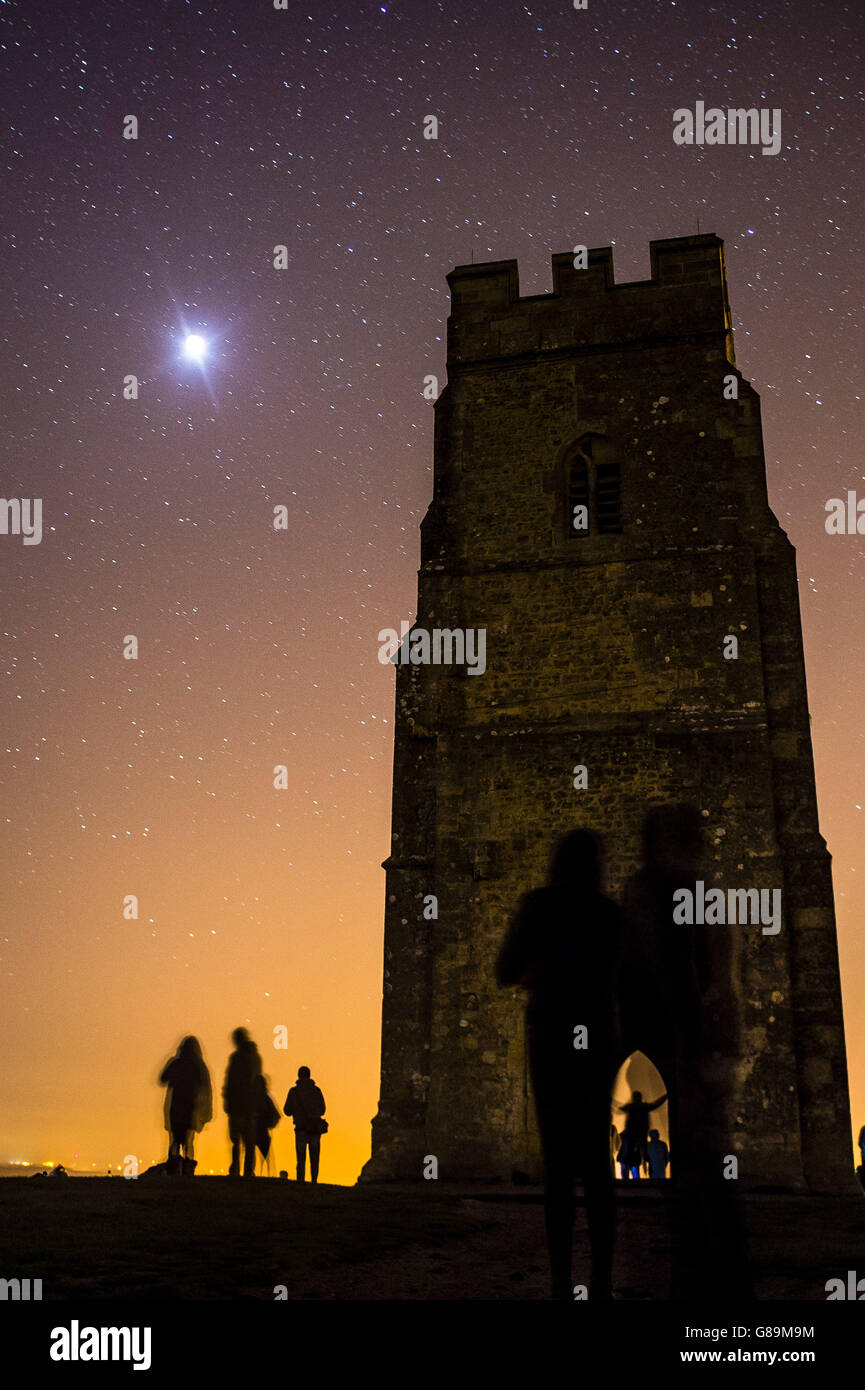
[283,1066,326,1183]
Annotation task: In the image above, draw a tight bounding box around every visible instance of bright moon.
[183,333,207,363]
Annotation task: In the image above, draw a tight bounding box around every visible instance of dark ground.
[1,1178,863,1300]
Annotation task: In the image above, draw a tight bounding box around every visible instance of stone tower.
[361,234,853,1192]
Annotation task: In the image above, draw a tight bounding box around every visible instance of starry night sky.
[2,0,863,1181]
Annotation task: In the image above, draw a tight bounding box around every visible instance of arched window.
[611,1050,670,1181]
[566,434,621,537]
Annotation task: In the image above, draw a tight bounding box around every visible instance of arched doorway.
[610,1051,670,1180]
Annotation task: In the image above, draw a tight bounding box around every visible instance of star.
[182,333,207,364]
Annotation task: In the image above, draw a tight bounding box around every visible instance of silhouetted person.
[621,805,749,1299]
[497,829,622,1300]
[609,1124,620,1178]
[253,1075,281,1174]
[223,1028,263,1178]
[615,1089,667,1175]
[647,1128,670,1179]
[859,1125,865,1169]
[284,1066,326,1183]
[617,1132,637,1181]
[160,1035,212,1175]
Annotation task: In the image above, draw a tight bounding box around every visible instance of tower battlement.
[446,234,734,366]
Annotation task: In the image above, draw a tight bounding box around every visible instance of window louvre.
[565,434,621,537]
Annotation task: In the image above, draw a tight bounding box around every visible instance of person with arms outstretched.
[614,1089,667,1177]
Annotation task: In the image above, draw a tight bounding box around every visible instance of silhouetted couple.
[497,809,749,1301]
